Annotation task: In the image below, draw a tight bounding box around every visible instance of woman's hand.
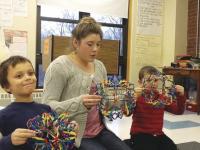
[70,121,79,134]
[81,94,102,109]
[11,128,35,146]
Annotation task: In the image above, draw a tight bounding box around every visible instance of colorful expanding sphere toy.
[141,73,177,108]
[27,112,77,150]
[96,76,135,121]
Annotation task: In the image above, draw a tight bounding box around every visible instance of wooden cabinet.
[42,35,120,74]
[163,67,200,114]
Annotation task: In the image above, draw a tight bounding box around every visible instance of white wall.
[128,0,188,84]
[127,0,138,83]
[0,0,37,92]
[162,0,177,66]
[175,0,188,57]
[162,0,188,66]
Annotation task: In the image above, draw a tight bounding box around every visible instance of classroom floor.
[106,110,200,144]
[1,100,200,145]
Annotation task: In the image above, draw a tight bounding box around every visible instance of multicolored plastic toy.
[96,76,135,121]
[27,112,77,150]
[141,73,177,108]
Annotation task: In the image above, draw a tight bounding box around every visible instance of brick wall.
[187,0,199,57]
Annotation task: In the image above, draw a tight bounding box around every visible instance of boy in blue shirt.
[0,56,52,150]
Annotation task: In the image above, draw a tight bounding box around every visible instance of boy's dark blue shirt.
[0,101,52,150]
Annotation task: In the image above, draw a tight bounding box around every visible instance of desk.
[162,67,200,114]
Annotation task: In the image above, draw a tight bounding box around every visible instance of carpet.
[177,141,200,150]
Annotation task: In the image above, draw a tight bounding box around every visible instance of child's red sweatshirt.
[130,93,186,135]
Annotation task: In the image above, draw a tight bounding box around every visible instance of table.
[162,67,200,114]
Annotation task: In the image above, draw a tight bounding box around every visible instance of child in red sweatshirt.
[127,66,186,150]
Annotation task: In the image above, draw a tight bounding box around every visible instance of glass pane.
[41,21,76,39]
[102,26,123,56]
[91,14,122,24]
[41,5,79,20]
[102,26,122,40]
[37,64,45,88]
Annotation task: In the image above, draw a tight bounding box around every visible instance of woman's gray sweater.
[42,55,107,147]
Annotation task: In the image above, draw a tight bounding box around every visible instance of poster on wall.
[135,0,164,68]
[13,0,28,16]
[0,0,28,27]
[137,0,164,35]
[0,28,11,63]
[0,0,13,27]
[135,35,162,66]
[4,29,27,57]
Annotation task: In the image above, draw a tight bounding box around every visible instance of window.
[36,5,128,88]
[91,14,122,24]
[37,64,45,87]
[40,5,79,19]
[41,21,76,39]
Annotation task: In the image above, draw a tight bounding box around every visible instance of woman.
[42,17,130,150]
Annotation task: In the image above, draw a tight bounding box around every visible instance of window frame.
[36,5,128,88]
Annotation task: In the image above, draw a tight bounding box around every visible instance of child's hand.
[134,87,143,100]
[11,128,35,146]
[0,132,2,139]
[175,85,184,96]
